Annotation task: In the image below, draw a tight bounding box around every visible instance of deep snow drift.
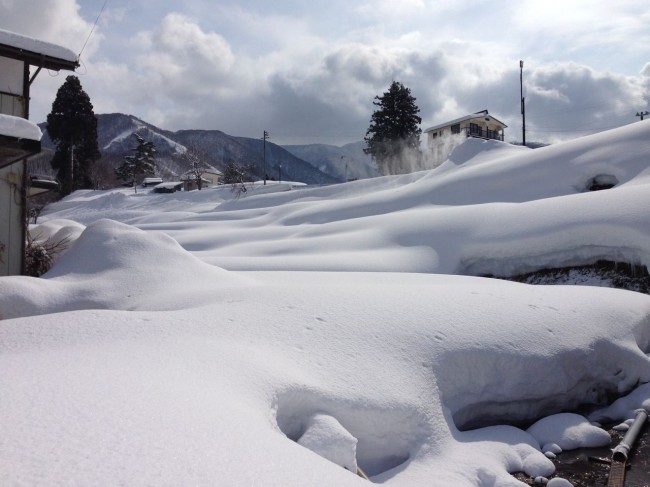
[2,121,650,486]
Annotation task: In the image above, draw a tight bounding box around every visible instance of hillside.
[40,113,340,185]
[282,141,378,181]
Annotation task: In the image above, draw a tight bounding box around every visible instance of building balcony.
[465,126,504,141]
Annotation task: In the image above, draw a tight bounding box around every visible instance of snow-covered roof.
[0,114,41,168]
[424,111,507,133]
[0,28,78,70]
[0,114,42,141]
[153,181,183,189]
[180,169,223,179]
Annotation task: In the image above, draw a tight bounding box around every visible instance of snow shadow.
[273,388,426,478]
[438,336,650,432]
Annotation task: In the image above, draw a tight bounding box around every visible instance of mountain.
[40,113,340,185]
[282,141,378,181]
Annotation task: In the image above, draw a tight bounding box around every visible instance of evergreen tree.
[115,133,157,193]
[364,81,422,175]
[46,75,100,196]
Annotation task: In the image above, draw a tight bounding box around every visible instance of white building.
[424,110,507,165]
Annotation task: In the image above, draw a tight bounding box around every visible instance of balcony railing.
[465,126,504,141]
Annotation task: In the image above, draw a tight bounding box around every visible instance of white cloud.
[154,13,234,72]
[0,0,97,56]
[2,0,648,147]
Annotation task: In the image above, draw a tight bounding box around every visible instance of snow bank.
[4,122,650,486]
[2,238,650,485]
[0,219,248,319]
[589,382,650,422]
[39,121,650,280]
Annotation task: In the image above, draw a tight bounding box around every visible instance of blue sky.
[2,0,649,145]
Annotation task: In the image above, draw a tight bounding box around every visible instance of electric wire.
[78,0,108,60]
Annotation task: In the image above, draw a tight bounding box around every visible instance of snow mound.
[526,413,610,450]
[589,383,650,422]
[547,478,573,487]
[29,219,86,261]
[446,137,529,166]
[0,219,248,319]
[297,413,358,473]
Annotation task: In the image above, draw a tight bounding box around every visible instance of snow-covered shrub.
[24,233,68,277]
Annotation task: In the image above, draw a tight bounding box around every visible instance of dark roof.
[0,134,41,169]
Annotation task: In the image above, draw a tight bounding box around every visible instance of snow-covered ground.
[2,121,650,486]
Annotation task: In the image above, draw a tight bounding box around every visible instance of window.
[469,123,482,137]
[451,124,460,134]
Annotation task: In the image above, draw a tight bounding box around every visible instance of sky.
[1,0,649,145]
[2,120,650,485]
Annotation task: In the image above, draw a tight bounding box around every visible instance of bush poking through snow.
[24,233,69,277]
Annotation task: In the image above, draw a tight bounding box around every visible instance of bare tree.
[87,158,117,189]
[179,146,210,190]
[222,161,254,196]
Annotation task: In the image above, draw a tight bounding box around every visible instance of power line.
[78,0,108,59]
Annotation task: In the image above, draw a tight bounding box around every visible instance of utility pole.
[520,60,526,147]
[262,130,269,185]
[636,111,649,121]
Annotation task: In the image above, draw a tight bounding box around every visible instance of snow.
[0,113,42,141]
[547,478,573,487]
[0,27,78,63]
[297,413,359,473]
[3,120,650,486]
[526,414,611,451]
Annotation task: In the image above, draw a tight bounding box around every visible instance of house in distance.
[424,110,507,165]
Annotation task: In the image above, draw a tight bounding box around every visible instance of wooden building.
[0,28,78,275]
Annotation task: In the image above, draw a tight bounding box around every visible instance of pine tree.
[46,75,100,196]
[364,81,422,175]
[115,133,157,193]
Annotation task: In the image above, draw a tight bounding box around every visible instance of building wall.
[0,57,25,117]
[0,160,25,276]
[427,117,506,166]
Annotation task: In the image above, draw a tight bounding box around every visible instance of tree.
[46,75,100,196]
[222,161,254,196]
[179,145,209,190]
[364,81,422,175]
[115,133,157,193]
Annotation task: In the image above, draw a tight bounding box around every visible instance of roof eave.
[0,134,41,169]
[0,44,79,71]
[425,114,508,133]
